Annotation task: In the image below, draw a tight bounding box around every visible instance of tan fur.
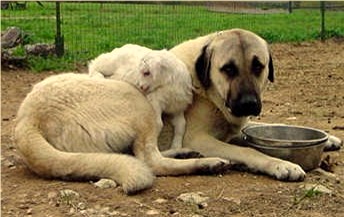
[168,29,308,181]
[15,73,230,194]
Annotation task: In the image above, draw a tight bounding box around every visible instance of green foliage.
[1,2,343,72]
[293,186,322,206]
[27,55,75,72]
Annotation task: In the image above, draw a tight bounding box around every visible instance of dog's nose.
[227,94,261,117]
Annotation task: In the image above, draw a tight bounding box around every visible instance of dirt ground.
[1,39,344,217]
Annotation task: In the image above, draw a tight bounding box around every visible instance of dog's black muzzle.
[226,93,262,117]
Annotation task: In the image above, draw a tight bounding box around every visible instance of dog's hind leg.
[15,125,155,195]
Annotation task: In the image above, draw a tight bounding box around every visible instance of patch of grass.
[1,2,343,71]
[27,55,75,72]
[293,186,322,205]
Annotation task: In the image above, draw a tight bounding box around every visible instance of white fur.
[15,73,229,194]
[89,45,193,149]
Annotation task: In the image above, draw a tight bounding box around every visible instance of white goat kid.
[89,44,151,79]
[89,45,193,149]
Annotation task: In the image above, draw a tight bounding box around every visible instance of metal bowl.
[242,125,328,171]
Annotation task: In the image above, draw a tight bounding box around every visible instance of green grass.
[1,2,343,71]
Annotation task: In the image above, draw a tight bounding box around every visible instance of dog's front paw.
[196,158,232,174]
[266,159,305,181]
[324,135,342,151]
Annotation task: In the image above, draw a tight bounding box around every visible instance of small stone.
[107,210,121,216]
[86,208,97,215]
[77,202,87,210]
[3,159,15,169]
[79,210,88,215]
[153,198,168,204]
[93,179,117,189]
[18,204,29,209]
[177,192,209,206]
[100,206,110,213]
[146,209,159,215]
[69,207,76,214]
[47,191,58,200]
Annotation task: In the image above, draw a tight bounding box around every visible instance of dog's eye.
[252,57,264,76]
[221,62,238,78]
[143,71,151,77]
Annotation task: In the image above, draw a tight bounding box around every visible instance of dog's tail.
[14,118,154,194]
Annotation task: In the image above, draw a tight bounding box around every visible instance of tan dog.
[166,28,341,181]
[14,73,230,194]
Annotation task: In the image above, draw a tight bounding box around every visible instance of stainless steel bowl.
[242,125,328,171]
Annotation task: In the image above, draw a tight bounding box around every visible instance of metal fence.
[1,1,343,67]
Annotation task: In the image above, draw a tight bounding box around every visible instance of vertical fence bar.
[55,1,64,57]
[320,1,326,41]
[288,1,292,14]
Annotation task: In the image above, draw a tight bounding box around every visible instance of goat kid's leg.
[170,112,186,149]
[150,102,164,135]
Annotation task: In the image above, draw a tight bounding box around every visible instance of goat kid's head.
[137,50,171,93]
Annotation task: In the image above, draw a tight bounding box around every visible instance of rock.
[146,209,159,215]
[26,208,33,215]
[100,206,110,213]
[77,202,87,210]
[1,49,27,69]
[47,191,58,200]
[153,198,168,204]
[24,43,55,57]
[1,27,22,49]
[177,192,209,207]
[48,191,59,206]
[93,179,117,189]
[2,158,15,169]
[69,207,76,214]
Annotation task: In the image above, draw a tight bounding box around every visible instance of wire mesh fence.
[1,1,343,71]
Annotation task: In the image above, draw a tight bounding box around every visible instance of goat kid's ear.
[268,54,274,83]
[195,45,212,89]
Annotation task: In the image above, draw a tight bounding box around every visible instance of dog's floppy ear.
[195,45,212,89]
[268,54,274,82]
